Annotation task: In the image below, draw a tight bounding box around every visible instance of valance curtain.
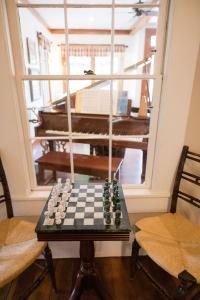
[61,44,126,57]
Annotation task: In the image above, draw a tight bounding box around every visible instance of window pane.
[115,0,159,3]
[18,8,65,75]
[67,7,112,75]
[32,138,72,186]
[114,6,158,75]
[23,79,68,138]
[72,141,109,183]
[112,79,152,184]
[67,0,112,4]
[17,0,63,3]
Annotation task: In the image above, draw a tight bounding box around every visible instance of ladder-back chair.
[0,157,57,299]
[131,146,200,299]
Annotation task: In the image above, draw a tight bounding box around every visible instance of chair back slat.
[178,191,200,209]
[170,146,200,213]
[0,158,13,218]
[182,171,200,186]
[186,156,200,163]
[187,150,200,158]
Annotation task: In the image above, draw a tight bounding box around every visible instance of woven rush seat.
[135,215,200,283]
[0,218,47,288]
[0,156,57,298]
[131,146,200,299]
[136,213,200,243]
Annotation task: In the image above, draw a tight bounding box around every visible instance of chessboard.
[44,184,122,227]
[36,180,131,240]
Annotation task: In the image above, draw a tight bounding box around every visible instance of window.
[7,0,168,189]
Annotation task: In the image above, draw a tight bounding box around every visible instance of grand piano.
[34,79,150,182]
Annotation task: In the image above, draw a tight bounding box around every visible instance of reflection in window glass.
[70,56,91,75]
[14,0,167,188]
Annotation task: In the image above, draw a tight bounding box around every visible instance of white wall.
[178,46,200,224]
[0,0,200,257]
[19,8,51,108]
[184,48,200,153]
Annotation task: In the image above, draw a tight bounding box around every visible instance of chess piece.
[116,203,121,211]
[112,195,116,207]
[48,206,54,217]
[112,179,117,186]
[115,209,121,225]
[113,185,118,193]
[58,204,65,219]
[60,200,66,211]
[104,193,110,200]
[57,178,62,184]
[105,211,111,225]
[55,211,62,225]
[104,203,110,212]
[105,178,109,184]
[103,198,110,206]
[44,211,53,225]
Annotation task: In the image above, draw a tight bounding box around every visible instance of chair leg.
[44,244,57,292]
[130,239,140,279]
[174,270,197,300]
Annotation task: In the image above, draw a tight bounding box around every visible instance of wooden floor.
[1,257,200,300]
[1,257,168,300]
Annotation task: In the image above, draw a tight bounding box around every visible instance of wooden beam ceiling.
[49,29,131,35]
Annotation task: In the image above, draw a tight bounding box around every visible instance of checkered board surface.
[42,183,125,229]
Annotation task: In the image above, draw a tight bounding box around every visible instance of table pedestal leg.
[68,241,113,300]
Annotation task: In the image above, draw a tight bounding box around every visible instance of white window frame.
[5,0,169,191]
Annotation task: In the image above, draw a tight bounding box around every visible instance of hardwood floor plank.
[0,257,168,300]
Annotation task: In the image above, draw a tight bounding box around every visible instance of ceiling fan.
[116,0,158,18]
[132,0,158,17]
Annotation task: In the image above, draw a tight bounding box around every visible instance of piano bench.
[35,151,123,182]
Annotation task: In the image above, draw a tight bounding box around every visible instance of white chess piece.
[58,204,63,212]
[55,211,62,224]
[66,178,70,184]
[48,206,54,217]
[60,200,66,210]
[55,218,62,225]
[44,211,52,225]
[57,178,62,184]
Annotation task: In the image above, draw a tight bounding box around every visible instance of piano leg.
[49,140,56,152]
[90,145,94,155]
[38,164,45,183]
[141,149,147,183]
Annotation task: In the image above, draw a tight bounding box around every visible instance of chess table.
[36,182,131,300]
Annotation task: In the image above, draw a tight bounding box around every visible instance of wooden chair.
[0,157,57,299]
[131,146,200,299]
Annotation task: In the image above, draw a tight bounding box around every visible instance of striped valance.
[61,44,126,57]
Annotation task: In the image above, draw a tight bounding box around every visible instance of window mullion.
[108,0,115,182]
[64,0,74,183]
[154,0,169,75]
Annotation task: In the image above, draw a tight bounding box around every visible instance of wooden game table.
[35,183,131,300]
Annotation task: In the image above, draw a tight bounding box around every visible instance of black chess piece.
[115,209,121,225]
[105,178,109,184]
[116,203,121,211]
[105,211,111,225]
[103,191,110,199]
[112,179,118,187]
[113,185,118,194]
[103,197,110,205]
[104,203,110,212]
